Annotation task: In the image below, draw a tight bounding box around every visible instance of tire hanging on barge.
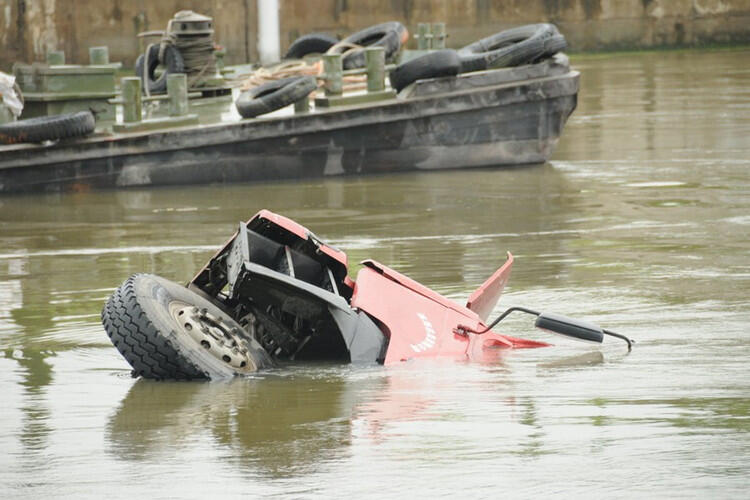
[235,75,317,118]
[285,33,339,59]
[457,23,566,73]
[135,43,185,94]
[336,21,407,69]
[0,111,95,145]
[389,49,462,92]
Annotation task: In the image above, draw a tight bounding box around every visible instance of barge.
[0,21,578,195]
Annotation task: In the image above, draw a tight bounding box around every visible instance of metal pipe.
[342,64,396,77]
[257,0,280,64]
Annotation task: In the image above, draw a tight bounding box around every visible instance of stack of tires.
[390,23,566,92]
[236,22,410,119]
[283,21,409,69]
[235,22,567,117]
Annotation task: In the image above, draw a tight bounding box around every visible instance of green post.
[294,96,310,114]
[121,77,142,123]
[322,53,343,97]
[89,46,110,65]
[365,47,385,93]
[167,73,188,117]
[215,48,226,71]
[46,51,65,66]
[432,23,446,49]
[417,23,431,50]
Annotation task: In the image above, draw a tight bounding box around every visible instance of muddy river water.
[1,48,749,498]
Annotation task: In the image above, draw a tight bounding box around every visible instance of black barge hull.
[0,57,578,194]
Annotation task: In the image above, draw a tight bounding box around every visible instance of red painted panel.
[360,260,479,320]
[466,252,514,321]
[352,262,547,365]
[352,267,476,364]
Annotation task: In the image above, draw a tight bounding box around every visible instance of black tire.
[389,49,462,92]
[338,21,406,69]
[0,111,95,145]
[134,53,145,84]
[541,33,567,59]
[457,23,561,73]
[285,33,339,59]
[101,274,274,380]
[235,75,317,118]
[135,44,185,94]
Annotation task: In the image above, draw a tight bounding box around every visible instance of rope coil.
[161,32,217,88]
[234,41,369,94]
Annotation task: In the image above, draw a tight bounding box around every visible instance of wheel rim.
[169,301,258,373]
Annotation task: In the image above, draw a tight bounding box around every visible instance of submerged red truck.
[102,209,632,379]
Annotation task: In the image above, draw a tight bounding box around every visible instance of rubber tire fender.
[377,20,410,46]
[339,21,407,69]
[0,111,95,145]
[101,274,274,380]
[540,33,567,59]
[135,43,185,94]
[285,33,339,59]
[458,23,559,73]
[389,49,462,93]
[236,75,317,118]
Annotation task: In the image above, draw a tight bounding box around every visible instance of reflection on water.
[108,370,364,478]
[1,48,749,497]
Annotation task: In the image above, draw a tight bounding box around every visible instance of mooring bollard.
[417,23,432,50]
[294,95,310,115]
[365,47,386,93]
[294,96,310,114]
[120,77,142,123]
[432,23,446,49]
[89,46,110,65]
[322,53,343,97]
[46,51,65,66]
[167,73,188,117]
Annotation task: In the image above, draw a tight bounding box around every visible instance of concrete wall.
[2,0,749,70]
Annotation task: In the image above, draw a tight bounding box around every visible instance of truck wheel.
[102,274,274,380]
